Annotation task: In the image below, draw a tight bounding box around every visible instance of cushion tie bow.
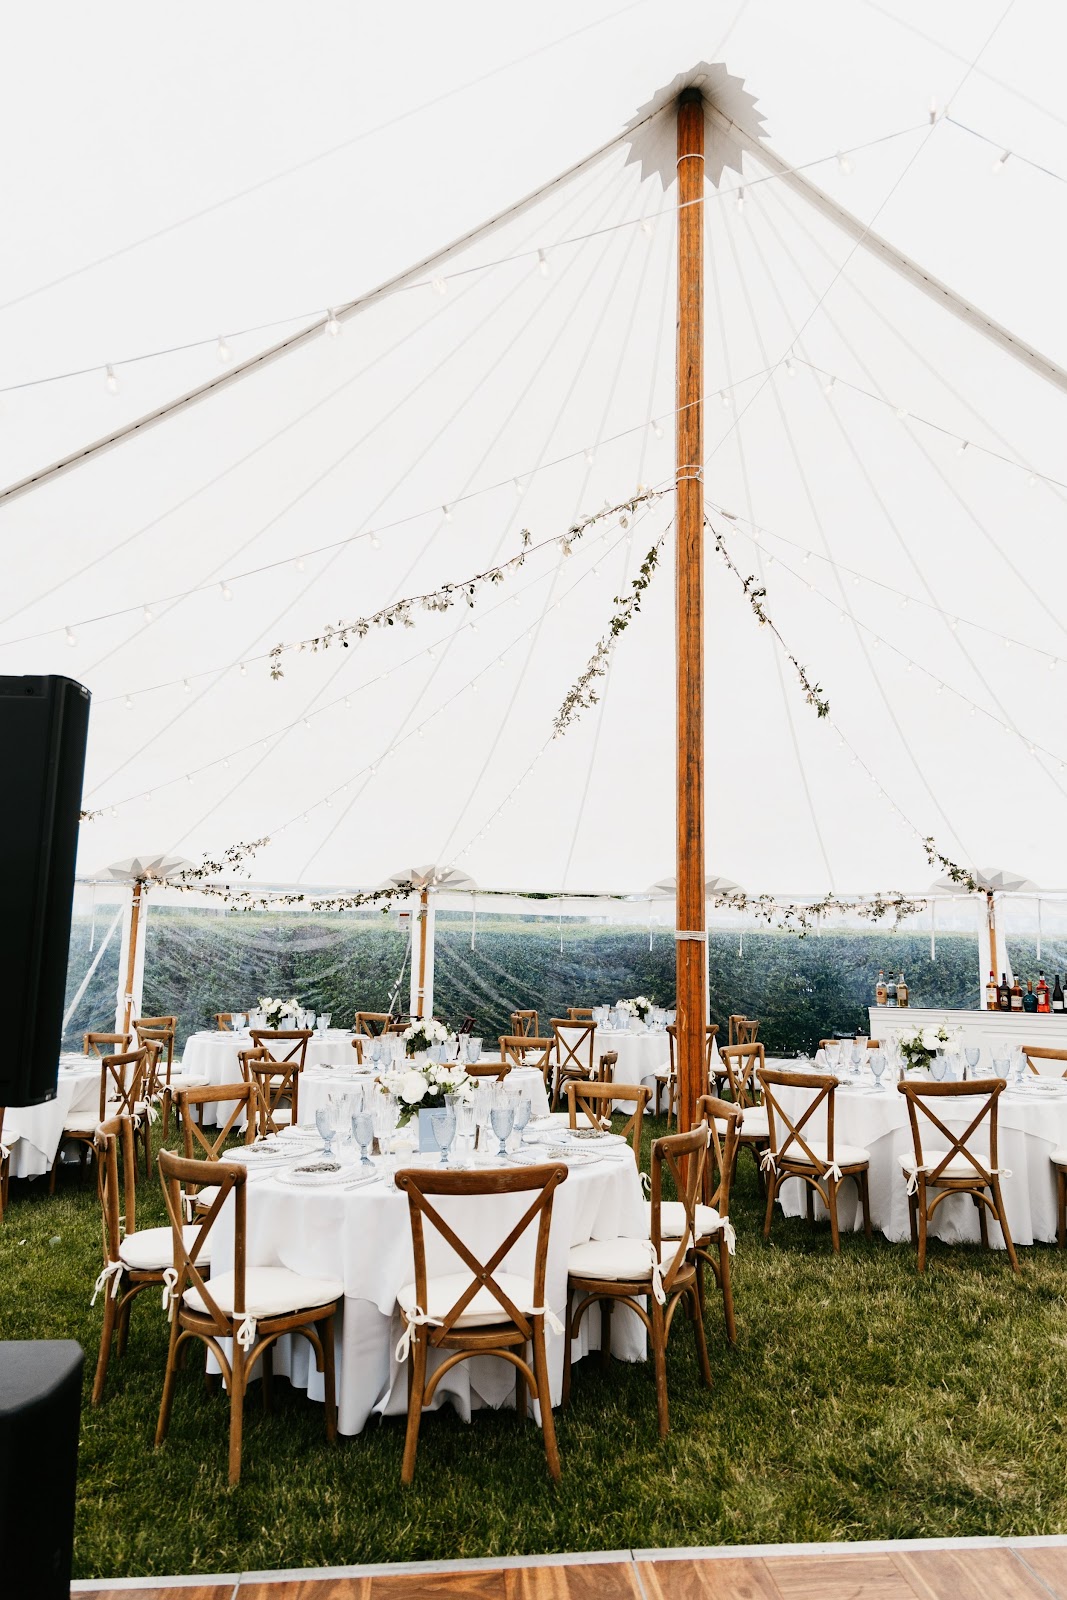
[161,1266,179,1320]
[91,1260,124,1307]
[395,1305,443,1363]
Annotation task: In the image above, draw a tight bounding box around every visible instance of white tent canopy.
[3,2,1066,901]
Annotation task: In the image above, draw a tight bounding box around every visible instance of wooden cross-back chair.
[716,1042,770,1171]
[499,1035,554,1084]
[51,1047,150,1193]
[758,1067,871,1253]
[1022,1044,1067,1077]
[728,1015,760,1047]
[353,1011,395,1037]
[550,1019,596,1109]
[175,1083,259,1215]
[84,1031,131,1058]
[393,1161,568,1483]
[249,1028,312,1066]
[597,1051,618,1083]
[510,1009,539,1038]
[564,1081,650,1167]
[155,1148,342,1486]
[657,1023,719,1123]
[690,1096,740,1343]
[567,1007,595,1020]
[214,1013,247,1030]
[564,1121,712,1438]
[467,1058,512,1082]
[90,1113,204,1405]
[896,1078,1017,1274]
[245,1056,303,1136]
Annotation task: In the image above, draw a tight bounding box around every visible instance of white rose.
[398,1070,428,1105]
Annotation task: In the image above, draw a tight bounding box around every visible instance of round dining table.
[592,1027,671,1096]
[770,1059,1067,1247]
[6,1057,101,1178]
[207,1139,646,1435]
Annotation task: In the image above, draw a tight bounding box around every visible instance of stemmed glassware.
[454,1100,476,1164]
[315,1102,338,1159]
[869,1048,885,1088]
[964,1046,980,1081]
[467,1036,483,1065]
[512,1094,532,1145]
[431,1107,456,1164]
[490,1103,515,1156]
[351,1108,375,1165]
[930,1051,947,1082]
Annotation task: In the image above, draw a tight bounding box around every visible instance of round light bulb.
[216,335,231,363]
[124,696,133,710]
[537,249,549,277]
[736,187,745,212]
[991,151,1010,175]
[513,477,524,496]
[142,604,154,623]
[651,420,663,439]
[836,152,854,175]
[221,582,233,601]
[65,626,77,647]
[370,534,381,550]
[105,364,119,394]
[442,505,453,522]
[325,309,342,337]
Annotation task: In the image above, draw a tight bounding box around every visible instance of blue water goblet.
[490,1104,515,1156]
[351,1110,374,1166]
[512,1095,532,1144]
[431,1107,456,1164]
[315,1103,336,1158]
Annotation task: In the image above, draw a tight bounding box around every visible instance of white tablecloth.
[772,1064,1067,1247]
[181,1031,367,1124]
[593,1028,671,1094]
[209,1147,645,1435]
[6,1060,100,1179]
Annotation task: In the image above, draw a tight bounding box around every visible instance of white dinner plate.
[276,1163,375,1188]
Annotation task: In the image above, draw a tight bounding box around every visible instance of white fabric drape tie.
[395,1305,443,1363]
[822,1160,843,1183]
[161,1266,179,1319]
[718,1215,737,1255]
[647,1241,667,1305]
[526,1305,565,1337]
[236,1313,258,1351]
[91,1260,124,1306]
[759,1148,777,1174]
[145,1103,160,1125]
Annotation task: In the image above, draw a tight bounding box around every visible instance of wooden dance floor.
[74,1537,1067,1599]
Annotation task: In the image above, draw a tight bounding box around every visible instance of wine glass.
[512,1095,532,1145]
[964,1046,980,1081]
[454,1100,476,1164]
[315,1102,337,1158]
[467,1036,483,1065]
[351,1109,375,1166]
[490,1103,515,1156]
[869,1048,885,1088]
[473,1086,493,1152]
[991,1053,1009,1080]
[431,1107,456,1164]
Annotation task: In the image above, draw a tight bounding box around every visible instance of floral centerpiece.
[402,1017,452,1058]
[617,995,653,1023]
[898,1024,960,1073]
[392,1060,473,1127]
[258,996,298,1030]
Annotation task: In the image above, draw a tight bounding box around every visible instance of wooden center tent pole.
[674,88,707,1135]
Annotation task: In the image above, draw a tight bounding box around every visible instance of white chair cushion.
[184,1266,342,1320]
[531,1111,597,1130]
[165,1073,210,1091]
[397,1271,536,1328]
[784,1138,870,1168]
[267,1108,294,1125]
[644,1199,724,1238]
[899,1149,993,1180]
[1051,1149,1067,1166]
[193,1184,221,1210]
[118,1225,212,1271]
[716,1107,769,1139]
[567,1236,676,1281]
[62,1117,100,1136]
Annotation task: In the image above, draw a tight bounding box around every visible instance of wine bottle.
[998,974,1011,1011]
[896,972,909,1008]
[1054,974,1065,1013]
[1037,972,1051,1014]
[1023,979,1038,1013]
[985,969,998,1011]
[875,969,888,1007]
[1011,976,1024,1011]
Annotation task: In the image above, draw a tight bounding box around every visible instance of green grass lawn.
[3,1115,1067,1580]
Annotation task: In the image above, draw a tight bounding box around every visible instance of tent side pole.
[415,886,430,1019]
[675,89,707,1137]
[121,879,143,1035]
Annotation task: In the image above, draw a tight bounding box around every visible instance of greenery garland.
[554,535,665,736]
[267,489,665,679]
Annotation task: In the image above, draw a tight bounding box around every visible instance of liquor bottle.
[1054,975,1065,1013]
[875,970,888,1007]
[998,974,1011,1011]
[896,972,909,1008]
[1037,972,1051,1014]
[1011,976,1024,1011]
[985,969,998,1011]
[1023,979,1039,1013]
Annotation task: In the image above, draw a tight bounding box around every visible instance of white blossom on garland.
[554,535,665,736]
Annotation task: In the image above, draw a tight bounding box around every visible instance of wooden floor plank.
[639,1555,782,1599]
[503,1561,642,1599]
[892,1548,1053,1600]
[368,1572,504,1600]
[763,1553,921,1599]
[81,1590,235,1600]
[239,1578,371,1599]
[1013,1547,1067,1600]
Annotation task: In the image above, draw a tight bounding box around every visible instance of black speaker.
[0,675,90,1108]
[0,1341,83,1598]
